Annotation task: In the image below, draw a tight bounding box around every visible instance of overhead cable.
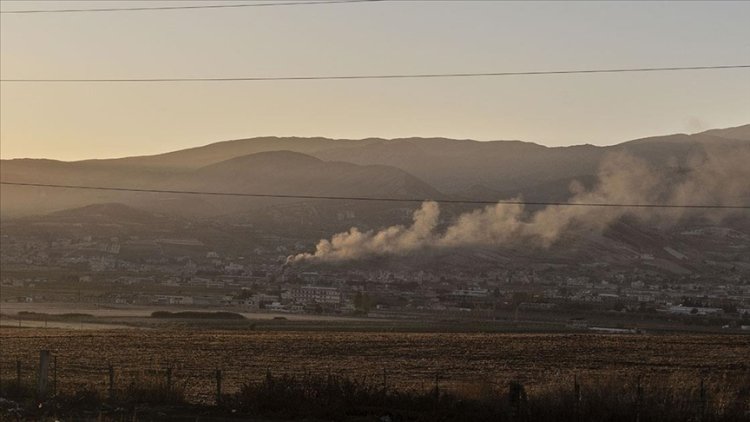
[2,181,748,210]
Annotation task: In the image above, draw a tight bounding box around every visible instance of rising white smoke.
[289,144,750,263]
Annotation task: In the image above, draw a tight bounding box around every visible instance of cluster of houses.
[98,284,346,314]
[3,233,749,326]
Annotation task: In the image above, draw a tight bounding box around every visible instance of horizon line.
[2,124,747,162]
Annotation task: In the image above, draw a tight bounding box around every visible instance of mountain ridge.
[1,124,747,218]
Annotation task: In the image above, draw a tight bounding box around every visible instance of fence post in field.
[53,356,57,395]
[634,375,643,422]
[698,377,706,422]
[381,368,388,406]
[326,367,333,406]
[108,364,115,400]
[573,374,581,421]
[434,372,440,401]
[215,369,222,406]
[16,359,21,387]
[508,380,527,422]
[37,350,51,398]
[166,367,173,391]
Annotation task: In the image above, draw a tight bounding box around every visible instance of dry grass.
[2,370,748,421]
[1,327,748,411]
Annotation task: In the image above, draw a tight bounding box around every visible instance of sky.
[1,0,749,161]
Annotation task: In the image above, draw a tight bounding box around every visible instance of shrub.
[0,379,33,401]
[116,376,186,406]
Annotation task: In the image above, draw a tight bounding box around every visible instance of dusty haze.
[290,143,750,263]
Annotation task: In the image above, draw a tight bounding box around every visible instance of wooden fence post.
[53,356,58,395]
[635,375,643,422]
[509,380,527,422]
[381,368,388,406]
[38,350,50,398]
[16,360,21,386]
[699,377,706,422]
[166,367,173,391]
[215,369,222,406]
[326,367,333,406]
[573,374,581,421]
[108,364,115,400]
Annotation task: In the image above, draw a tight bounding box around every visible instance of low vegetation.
[16,311,94,320]
[2,329,748,420]
[1,372,748,421]
[150,310,245,319]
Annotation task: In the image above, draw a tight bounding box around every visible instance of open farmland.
[2,328,748,403]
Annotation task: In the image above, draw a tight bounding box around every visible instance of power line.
[2,65,747,84]
[2,181,748,210]
[0,0,380,14]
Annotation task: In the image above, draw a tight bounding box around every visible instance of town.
[3,230,749,332]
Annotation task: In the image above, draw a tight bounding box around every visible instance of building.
[291,285,341,305]
[450,288,489,298]
[153,295,193,305]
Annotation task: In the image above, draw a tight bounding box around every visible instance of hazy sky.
[1,0,749,160]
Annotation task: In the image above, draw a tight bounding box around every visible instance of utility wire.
[2,65,747,83]
[0,0,380,14]
[2,181,748,210]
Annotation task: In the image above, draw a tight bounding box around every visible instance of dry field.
[1,327,748,402]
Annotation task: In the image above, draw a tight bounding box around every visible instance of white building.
[291,286,341,304]
[450,288,489,298]
[153,295,193,305]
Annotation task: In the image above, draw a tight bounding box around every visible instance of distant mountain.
[176,151,440,199]
[46,202,165,223]
[90,124,750,195]
[84,137,381,169]
[698,124,750,141]
[312,128,749,194]
[153,151,444,217]
[3,125,748,275]
[0,202,184,240]
[1,124,748,219]
[313,140,602,194]
[0,151,441,218]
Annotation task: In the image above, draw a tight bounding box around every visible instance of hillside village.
[3,226,749,331]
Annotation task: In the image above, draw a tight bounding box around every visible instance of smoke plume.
[289,144,750,263]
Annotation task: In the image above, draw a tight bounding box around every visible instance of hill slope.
[2,124,747,218]
[0,151,441,218]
